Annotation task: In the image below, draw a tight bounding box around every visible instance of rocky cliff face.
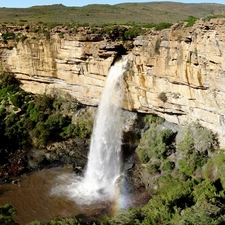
[1,19,225,147]
[125,19,225,147]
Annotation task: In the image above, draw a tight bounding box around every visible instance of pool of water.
[0,167,113,225]
[0,166,150,225]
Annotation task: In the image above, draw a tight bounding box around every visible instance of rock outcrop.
[1,19,225,147]
[125,19,225,147]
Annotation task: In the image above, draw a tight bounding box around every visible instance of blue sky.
[0,0,225,8]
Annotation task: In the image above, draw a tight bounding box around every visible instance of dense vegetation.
[0,73,92,149]
[0,72,93,175]
[2,111,225,224]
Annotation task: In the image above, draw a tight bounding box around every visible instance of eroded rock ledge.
[1,19,225,147]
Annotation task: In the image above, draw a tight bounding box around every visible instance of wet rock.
[124,163,135,171]
[12,179,20,185]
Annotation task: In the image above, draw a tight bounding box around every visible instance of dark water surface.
[0,167,112,225]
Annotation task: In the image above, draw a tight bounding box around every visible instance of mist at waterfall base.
[52,58,130,209]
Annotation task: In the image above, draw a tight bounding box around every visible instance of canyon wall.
[1,20,225,147]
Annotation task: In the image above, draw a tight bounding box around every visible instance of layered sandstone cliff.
[1,20,225,147]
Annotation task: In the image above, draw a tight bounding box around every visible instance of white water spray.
[52,57,128,204]
[82,58,128,198]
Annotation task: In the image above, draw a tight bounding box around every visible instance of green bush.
[162,160,175,172]
[177,122,218,155]
[72,111,93,139]
[142,177,193,224]
[177,129,195,154]
[178,151,207,177]
[143,114,164,126]
[170,200,223,225]
[205,14,225,21]
[0,72,20,90]
[192,179,217,202]
[137,125,173,161]
[0,107,6,119]
[124,26,142,40]
[0,204,17,225]
[44,30,51,40]
[10,92,25,108]
[2,32,16,43]
[154,22,172,31]
[177,122,218,176]
[27,217,84,225]
[103,207,144,225]
[185,16,198,28]
[147,162,161,174]
[27,221,43,225]
[20,35,28,42]
[203,152,225,188]
[137,148,150,163]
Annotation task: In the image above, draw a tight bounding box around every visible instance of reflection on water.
[0,167,112,225]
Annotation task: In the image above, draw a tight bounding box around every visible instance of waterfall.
[51,57,129,204]
[81,57,128,201]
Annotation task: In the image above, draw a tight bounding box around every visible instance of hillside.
[0,2,225,25]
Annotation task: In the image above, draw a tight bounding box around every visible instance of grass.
[0,2,225,25]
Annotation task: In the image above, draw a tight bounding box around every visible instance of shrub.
[2,32,16,43]
[27,221,43,225]
[34,94,54,113]
[143,114,164,126]
[185,16,198,28]
[20,35,28,42]
[177,122,218,176]
[137,148,150,163]
[0,107,6,119]
[205,14,225,21]
[48,217,83,225]
[170,200,222,225]
[137,124,174,161]
[104,207,145,225]
[158,92,167,102]
[60,123,76,139]
[142,23,155,29]
[31,121,49,148]
[154,22,172,31]
[177,129,195,154]
[162,160,175,172]
[72,111,93,139]
[147,162,161,174]
[192,179,217,202]
[10,93,25,108]
[142,177,193,224]
[0,204,17,225]
[191,122,218,153]
[0,72,20,90]
[44,113,71,140]
[178,152,207,177]
[124,26,142,40]
[203,152,225,188]
[29,106,42,122]
[44,30,50,40]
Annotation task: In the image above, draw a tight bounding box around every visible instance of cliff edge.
[1,19,225,147]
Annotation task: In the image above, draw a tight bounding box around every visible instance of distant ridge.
[0,2,225,24]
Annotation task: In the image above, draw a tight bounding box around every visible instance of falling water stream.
[62,57,128,204]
